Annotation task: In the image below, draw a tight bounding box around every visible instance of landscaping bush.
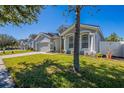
[96,52,103,58]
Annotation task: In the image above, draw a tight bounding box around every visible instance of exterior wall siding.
[95,32,101,53]
[54,38,60,52]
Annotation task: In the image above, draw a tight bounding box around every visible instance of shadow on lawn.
[8,59,124,88]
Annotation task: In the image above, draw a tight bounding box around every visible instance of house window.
[69,36,73,48]
[81,34,88,48]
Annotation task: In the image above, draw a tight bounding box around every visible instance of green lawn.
[0,50,33,56]
[3,54,124,88]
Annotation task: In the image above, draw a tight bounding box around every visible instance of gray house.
[31,24,104,55]
[19,24,124,57]
[60,24,104,54]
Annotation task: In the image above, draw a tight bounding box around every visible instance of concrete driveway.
[1,51,51,59]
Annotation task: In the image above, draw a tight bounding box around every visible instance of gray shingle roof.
[43,32,59,37]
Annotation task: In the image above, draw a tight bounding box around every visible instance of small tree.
[56,6,81,72]
[105,33,120,42]
[57,6,99,72]
[57,25,69,34]
[73,5,81,72]
[0,34,18,53]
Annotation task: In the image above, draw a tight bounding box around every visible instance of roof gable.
[60,24,104,39]
[34,33,49,41]
[40,37,50,43]
[34,32,59,41]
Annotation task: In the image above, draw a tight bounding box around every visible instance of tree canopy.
[105,32,123,42]
[29,34,38,40]
[57,25,69,34]
[0,5,43,26]
[0,34,18,49]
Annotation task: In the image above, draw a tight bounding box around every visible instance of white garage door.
[38,43,50,52]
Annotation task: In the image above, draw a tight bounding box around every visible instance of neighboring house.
[19,39,29,50]
[34,33,60,52]
[27,34,37,50]
[19,34,37,50]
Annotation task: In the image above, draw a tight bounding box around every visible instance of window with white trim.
[81,34,88,48]
[69,36,73,48]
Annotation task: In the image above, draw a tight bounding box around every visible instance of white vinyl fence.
[100,41,124,57]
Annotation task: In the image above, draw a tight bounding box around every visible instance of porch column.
[91,35,93,51]
[90,35,94,52]
[64,37,66,52]
[60,36,62,53]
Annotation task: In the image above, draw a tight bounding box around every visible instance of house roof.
[28,34,38,42]
[60,24,104,39]
[34,32,59,41]
[43,33,59,37]
[19,39,28,45]
[28,24,104,41]
[19,39,28,43]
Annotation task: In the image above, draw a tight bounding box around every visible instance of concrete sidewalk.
[0,57,14,88]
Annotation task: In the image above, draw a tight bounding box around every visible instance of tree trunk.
[73,5,80,73]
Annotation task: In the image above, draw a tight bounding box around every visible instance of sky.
[0,5,124,40]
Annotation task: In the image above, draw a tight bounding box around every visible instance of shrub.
[96,52,103,58]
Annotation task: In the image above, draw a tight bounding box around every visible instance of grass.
[0,50,33,56]
[3,54,124,88]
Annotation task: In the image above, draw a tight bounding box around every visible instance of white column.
[90,35,94,52]
[64,37,66,52]
[60,37,61,53]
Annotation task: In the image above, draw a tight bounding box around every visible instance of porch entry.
[63,33,95,54]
